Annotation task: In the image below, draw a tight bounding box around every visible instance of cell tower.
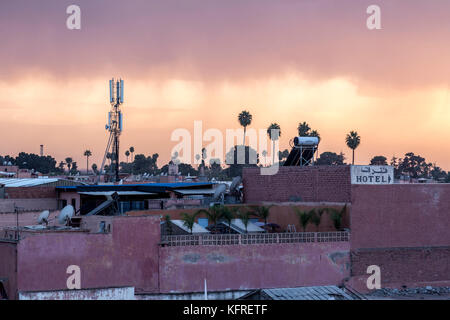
[99,78,124,183]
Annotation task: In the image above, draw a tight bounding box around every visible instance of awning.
[79,191,155,196]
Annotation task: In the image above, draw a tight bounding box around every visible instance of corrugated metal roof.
[0,178,84,188]
[262,286,355,300]
[0,178,59,187]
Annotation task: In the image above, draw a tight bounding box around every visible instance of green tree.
[181,212,198,234]
[234,208,252,233]
[295,208,311,232]
[164,215,173,235]
[328,205,347,231]
[220,206,234,234]
[267,123,281,165]
[84,150,92,174]
[370,156,387,166]
[238,110,252,145]
[125,150,130,163]
[197,206,223,233]
[346,131,361,165]
[309,209,322,231]
[252,206,271,226]
[316,152,345,165]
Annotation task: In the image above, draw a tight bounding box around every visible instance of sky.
[0,0,449,170]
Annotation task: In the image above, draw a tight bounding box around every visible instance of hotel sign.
[351,165,394,185]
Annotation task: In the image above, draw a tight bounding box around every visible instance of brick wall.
[351,247,450,288]
[349,184,450,290]
[5,187,57,199]
[350,184,450,249]
[242,166,351,203]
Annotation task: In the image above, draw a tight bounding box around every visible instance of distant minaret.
[40,145,44,157]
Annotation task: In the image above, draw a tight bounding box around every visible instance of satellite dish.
[58,205,74,225]
[213,184,227,201]
[37,210,50,225]
[230,176,242,192]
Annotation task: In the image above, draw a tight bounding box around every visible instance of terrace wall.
[159,241,350,293]
[242,166,351,203]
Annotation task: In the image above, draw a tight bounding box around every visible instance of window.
[71,198,76,209]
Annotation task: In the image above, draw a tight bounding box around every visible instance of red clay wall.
[159,242,350,293]
[242,166,351,203]
[16,216,160,294]
[0,241,17,299]
[349,184,450,290]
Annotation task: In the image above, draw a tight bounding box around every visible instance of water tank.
[294,136,319,146]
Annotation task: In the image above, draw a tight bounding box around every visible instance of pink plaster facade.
[15,216,160,295]
[159,242,350,293]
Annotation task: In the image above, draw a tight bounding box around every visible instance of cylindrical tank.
[294,136,319,146]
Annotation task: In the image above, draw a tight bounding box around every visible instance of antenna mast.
[99,78,124,183]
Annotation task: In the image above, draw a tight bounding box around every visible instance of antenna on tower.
[99,78,124,183]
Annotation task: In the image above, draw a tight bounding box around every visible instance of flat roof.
[0,178,59,187]
[57,182,214,194]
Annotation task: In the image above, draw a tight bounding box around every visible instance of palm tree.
[220,206,234,234]
[58,161,65,172]
[197,206,227,233]
[235,209,252,233]
[129,146,135,162]
[125,150,130,163]
[295,208,311,232]
[238,110,252,145]
[83,150,92,174]
[309,209,321,231]
[65,157,73,175]
[252,206,271,227]
[267,123,281,165]
[181,212,198,234]
[310,130,321,143]
[346,131,361,165]
[164,214,173,235]
[298,122,311,136]
[328,205,347,231]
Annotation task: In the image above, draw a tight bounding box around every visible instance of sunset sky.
[1,0,449,169]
